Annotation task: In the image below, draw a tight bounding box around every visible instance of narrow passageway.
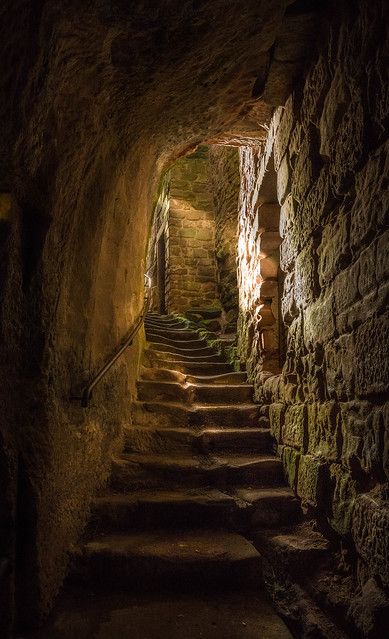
[31,311,295,638]
[1,1,388,638]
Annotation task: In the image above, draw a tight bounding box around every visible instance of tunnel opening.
[1,1,388,638]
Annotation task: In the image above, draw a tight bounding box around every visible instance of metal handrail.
[71,275,153,407]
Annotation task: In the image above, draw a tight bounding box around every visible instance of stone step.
[131,401,261,429]
[144,327,200,341]
[233,487,302,530]
[136,380,254,404]
[147,341,216,356]
[187,371,248,385]
[145,317,185,328]
[251,522,330,574]
[110,452,284,491]
[74,529,262,590]
[146,334,208,349]
[89,487,300,534]
[144,349,225,363]
[140,367,246,386]
[89,488,243,532]
[146,360,235,375]
[123,426,273,455]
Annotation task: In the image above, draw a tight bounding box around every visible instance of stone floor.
[27,588,293,639]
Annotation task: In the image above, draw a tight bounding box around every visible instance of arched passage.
[0,1,388,637]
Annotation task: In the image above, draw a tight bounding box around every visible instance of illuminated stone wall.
[208,146,240,330]
[237,0,389,595]
[167,148,220,313]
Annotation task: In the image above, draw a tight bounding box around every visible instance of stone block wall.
[207,146,240,328]
[146,171,170,312]
[167,147,219,312]
[237,140,283,382]
[237,0,389,590]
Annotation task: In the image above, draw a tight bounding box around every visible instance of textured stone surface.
[0,0,311,625]
[236,2,389,593]
[168,148,219,311]
[352,489,389,588]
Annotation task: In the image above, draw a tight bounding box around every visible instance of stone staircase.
[73,312,301,592]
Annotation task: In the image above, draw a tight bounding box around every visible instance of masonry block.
[318,213,350,287]
[352,489,389,588]
[279,444,301,492]
[355,313,389,397]
[303,291,336,350]
[328,463,358,536]
[283,404,307,450]
[269,403,285,442]
[308,402,341,462]
[297,454,327,507]
[324,333,356,400]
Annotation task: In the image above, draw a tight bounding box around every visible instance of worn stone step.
[251,522,330,574]
[145,327,200,341]
[144,348,225,363]
[137,380,254,404]
[89,488,244,532]
[110,452,284,491]
[131,401,261,429]
[187,371,248,385]
[233,487,302,529]
[146,334,208,349]
[123,426,273,455]
[147,341,216,356]
[74,529,262,590]
[89,487,300,534]
[143,357,233,374]
[145,317,185,328]
[140,368,246,386]
[200,428,273,454]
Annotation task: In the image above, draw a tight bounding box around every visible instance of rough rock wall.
[237,140,283,380]
[167,148,219,312]
[238,0,389,594]
[146,171,170,312]
[208,146,240,329]
[1,0,299,627]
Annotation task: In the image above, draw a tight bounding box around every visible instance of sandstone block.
[339,401,383,477]
[297,454,327,507]
[319,67,348,159]
[303,290,335,350]
[328,463,358,536]
[358,241,377,297]
[352,488,389,588]
[279,194,296,239]
[324,333,355,400]
[276,154,291,205]
[376,228,389,285]
[333,260,360,315]
[355,312,389,396]
[348,577,389,639]
[299,165,334,235]
[281,271,298,324]
[308,402,341,462]
[301,54,331,125]
[318,213,350,287]
[273,95,294,170]
[283,404,307,450]
[331,92,364,194]
[350,141,388,250]
[279,445,300,492]
[269,402,285,443]
[291,132,321,204]
[280,228,299,272]
[294,241,318,309]
[383,402,389,480]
